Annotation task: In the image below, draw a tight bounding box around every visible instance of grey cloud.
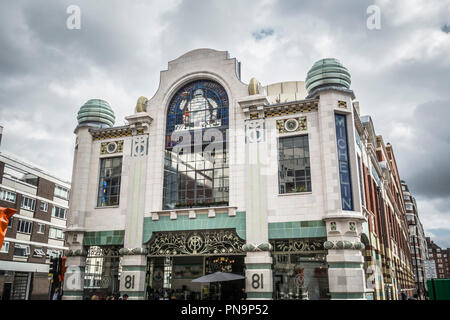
[0,0,449,244]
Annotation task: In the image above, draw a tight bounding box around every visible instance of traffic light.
[50,258,58,282]
[58,256,66,282]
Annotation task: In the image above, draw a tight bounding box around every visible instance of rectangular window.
[52,206,67,219]
[54,185,69,200]
[8,217,13,228]
[1,241,9,253]
[97,157,122,207]
[33,248,45,257]
[17,220,33,234]
[49,227,65,240]
[13,244,30,257]
[39,201,48,212]
[0,189,16,203]
[37,223,46,234]
[20,196,36,211]
[46,249,62,259]
[278,135,311,194]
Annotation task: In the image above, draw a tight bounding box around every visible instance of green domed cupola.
[77,99,115,128]
[305,58,351,95]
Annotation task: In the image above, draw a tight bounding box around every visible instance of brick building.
[426,237,450,280]
[401,180,427,298]
[0,127,71,300]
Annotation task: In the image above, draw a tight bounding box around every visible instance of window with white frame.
[54,185,69,200]
[1,241,9,253]
[39,201,48,212]
[33,248,45,257]
[46,249,62,259]
[37,223,46,234]
[0,189,16,203]
[21,196,36,211]
[49,227,65,240]
[17,219,32,234]
[52,206,67,219]
[8,217,13,228]
[13,244,30,257]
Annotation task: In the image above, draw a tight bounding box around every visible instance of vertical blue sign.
[335,114,353,211]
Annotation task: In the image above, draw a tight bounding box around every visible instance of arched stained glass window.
[163,80,229,210]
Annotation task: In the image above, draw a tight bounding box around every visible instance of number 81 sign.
[245,270,272,293]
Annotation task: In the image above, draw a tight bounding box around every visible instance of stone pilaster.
[62,232,87,300]
[119,248,148,300]
[324,214,367,299]
[238,94,273,300]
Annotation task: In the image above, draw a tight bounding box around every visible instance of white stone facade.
[64,49,368,300]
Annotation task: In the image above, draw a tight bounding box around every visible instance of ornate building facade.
[63,49,413,300]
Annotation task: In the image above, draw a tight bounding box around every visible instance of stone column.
[63,125,92,300]
[324,215,367,299]
[63,232,87,300]
[316,88,368,299]
[238,95,273,300]
[120,113,153,300]
[119,249,148,300]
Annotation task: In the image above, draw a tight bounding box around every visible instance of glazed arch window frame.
[162,79,230,210]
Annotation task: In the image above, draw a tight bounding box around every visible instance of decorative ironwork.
[86,246,122,258]
[270,238,326,253]
[147,229,245,256]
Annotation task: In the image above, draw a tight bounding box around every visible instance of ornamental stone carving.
[242,242,273,252]
[119,247,148,256]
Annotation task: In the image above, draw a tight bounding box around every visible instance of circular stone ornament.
[285,119,299,132]
[107,142,118,153]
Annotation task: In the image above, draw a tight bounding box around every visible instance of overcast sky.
[0,0,449,247]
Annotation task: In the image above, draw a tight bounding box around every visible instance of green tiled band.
[247,292,273,299]
[331,292,365,299]
[268,220,326,239]
[328,262,363,269]
[122,266,146,271]
[63,291,84,297]
[246,264,272,270]
[83,230,125,246]
[120,291,145,297]
[143,212,246,243]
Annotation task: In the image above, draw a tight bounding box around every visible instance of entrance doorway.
[146,255,245,300]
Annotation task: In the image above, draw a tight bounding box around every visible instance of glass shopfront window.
[84,246,121,299]
[273,253,329,300]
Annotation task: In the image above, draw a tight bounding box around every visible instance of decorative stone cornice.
[119,247,148,256]
[238,96,319,120]
[242,243,273,252]
[90,126,132,141]
[324,240,364,250]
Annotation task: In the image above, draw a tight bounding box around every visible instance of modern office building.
[0,128,71,300]
[62,48,415,300]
